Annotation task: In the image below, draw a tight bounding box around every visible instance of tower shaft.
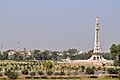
[93,17,101,54]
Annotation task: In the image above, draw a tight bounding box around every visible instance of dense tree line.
[0,49,92,61]
[0,44,119,64]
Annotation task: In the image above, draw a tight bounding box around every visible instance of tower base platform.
[87,54,107,61]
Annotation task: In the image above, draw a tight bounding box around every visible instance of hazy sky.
[0,0,120,52]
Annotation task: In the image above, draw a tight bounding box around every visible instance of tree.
[62,51,69,59]
[2,52,8,60]
[102,53,113,60]
[33,50,41,60]
[110,44,120,66]
[41,50,49,60]
[113,60,119,67]
[62,48,78,59]
[12,52,23,60]
[110,44,120,59]
[66,48,78,54]
[33,50,50,60]
[51,51,58,63]
[0,53,3,60]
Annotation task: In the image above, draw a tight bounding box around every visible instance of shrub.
[4,64,7,66]
[67,73,70,75]
[81,66,85,72]
[103,67,106,72]
[5,71,8,75]
[46,70,53,75]
[85,67,94,74]
[20,67,22,70]
[90,76,98,78]
[60,71,65,75]
[0,73,3,76]
[14,66,18,70]
[38,71,44,75]
[92,66,96,70]
[0,68,2,72]
[113,60,119,67]
[22,69,29,75]
[30,71,36,76]
[10,67,13,70]
[5,68,9,72]
[54,72,60,75]
[107,68,120,74]
[27,66,31,70]
[98,67,101,70]
[5,69,11,75]
[6,71,18,79]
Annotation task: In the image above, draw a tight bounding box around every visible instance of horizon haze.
[0,0,120,52]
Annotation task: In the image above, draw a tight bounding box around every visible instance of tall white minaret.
[88,17,106,61]
[93,17,101,54]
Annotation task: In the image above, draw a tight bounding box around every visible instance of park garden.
[0,60,119,80]
[0,44,119,80]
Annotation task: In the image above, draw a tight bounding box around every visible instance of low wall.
[58,60,113,66]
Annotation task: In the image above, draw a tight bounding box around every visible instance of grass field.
[0,60,119,80]
[16,78,118,80]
